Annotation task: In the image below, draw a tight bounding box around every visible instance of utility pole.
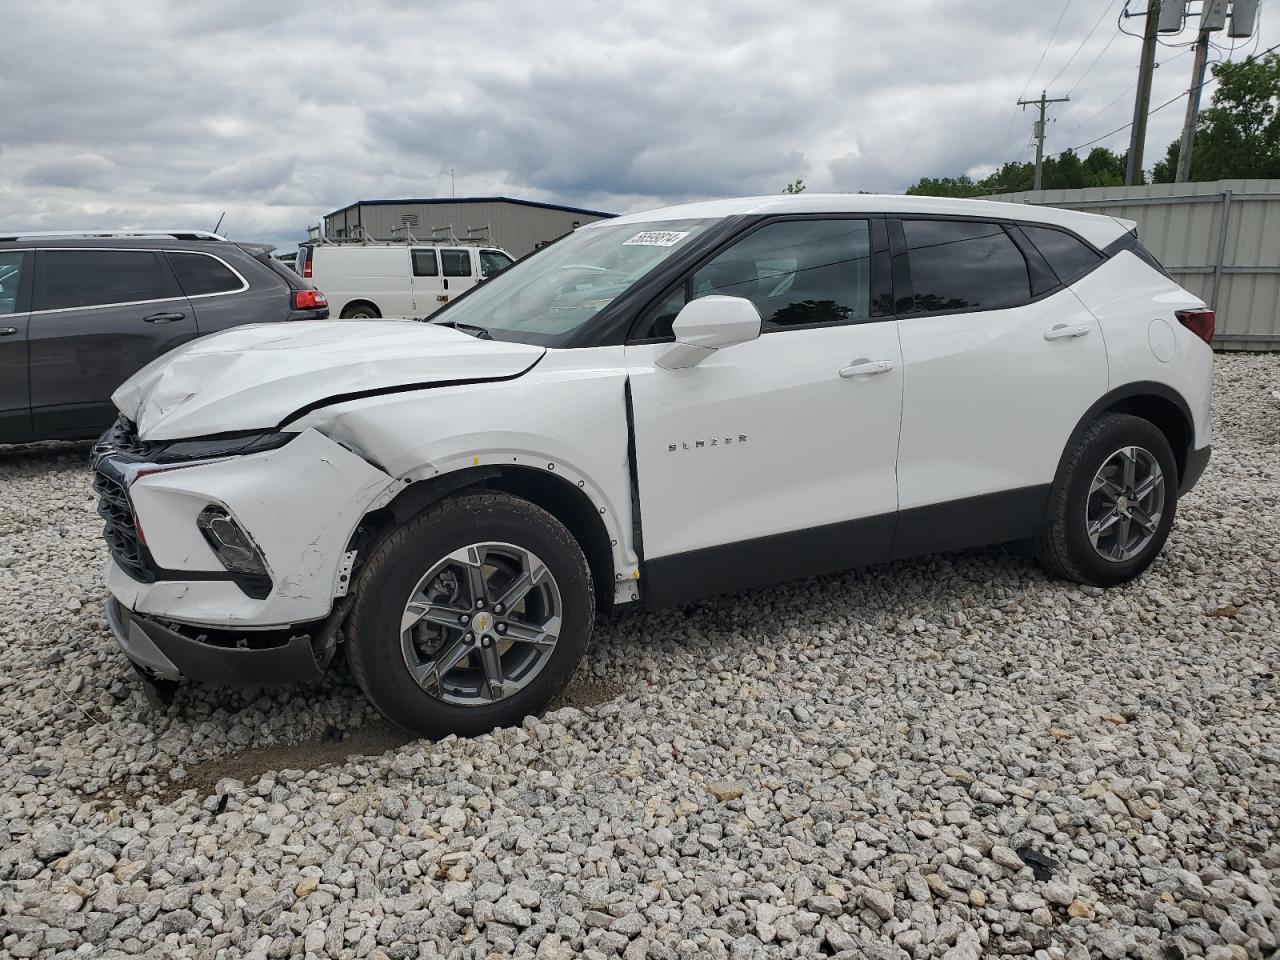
[1175,28,1212,182]
[1018,90,1071,190]
[1126,0,1162,185]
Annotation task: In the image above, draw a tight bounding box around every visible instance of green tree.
[1153,52,1280,182]
[904,147,1129,197]
[782,178,806,194]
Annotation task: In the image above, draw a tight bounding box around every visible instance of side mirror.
[655,296,762,369]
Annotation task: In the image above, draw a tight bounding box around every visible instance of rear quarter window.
[1020,225,1103,284]
[166,252,245,296]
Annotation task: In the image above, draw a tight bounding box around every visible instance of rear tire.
[1037,413,1178,586]
[345,493,594,738]
[340,302,380,319]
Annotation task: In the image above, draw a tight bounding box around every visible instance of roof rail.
[0,229,228,242]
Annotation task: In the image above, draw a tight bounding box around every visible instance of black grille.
[92,467,153,583]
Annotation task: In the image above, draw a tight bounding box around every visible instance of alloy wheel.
[1085,446,1166,562]
[399,542,562,705]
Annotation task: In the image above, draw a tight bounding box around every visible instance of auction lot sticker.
[622,231,690,247]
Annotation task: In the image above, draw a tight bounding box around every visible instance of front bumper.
[106,596,335,685]
[1181,444,1211,495]
[94,425,396,628]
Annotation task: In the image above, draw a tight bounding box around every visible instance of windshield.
[432,219,715,344]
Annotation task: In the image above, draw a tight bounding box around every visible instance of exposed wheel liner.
[1037,412,1178,586]
[345,492,594,738]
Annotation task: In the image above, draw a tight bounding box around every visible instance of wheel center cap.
[1116,496,1130,511]
[471,611,494,634]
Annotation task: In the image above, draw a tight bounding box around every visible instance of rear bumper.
[106,596,333,685]
[1181,444,1211,495]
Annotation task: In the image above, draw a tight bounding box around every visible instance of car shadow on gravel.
[100,663,630,804]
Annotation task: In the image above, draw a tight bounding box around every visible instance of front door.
[29,248,196,438]
[0,250,32,441]
[625,217,904,606]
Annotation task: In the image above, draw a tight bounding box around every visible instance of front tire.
[1037,413,1179,587]
[340,302,380,319]
[346,493,594,738]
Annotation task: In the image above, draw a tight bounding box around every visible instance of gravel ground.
[1,355,1277,960]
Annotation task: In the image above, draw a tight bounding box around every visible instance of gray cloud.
[1,0,1273,250]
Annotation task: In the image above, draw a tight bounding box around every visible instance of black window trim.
[163,250,251,299]
[625,213,893,345]
[1015,221,1107,287]
[30,247,182,316]
[888,213,1109,321]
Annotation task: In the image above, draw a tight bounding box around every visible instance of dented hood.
[114,320,545,441]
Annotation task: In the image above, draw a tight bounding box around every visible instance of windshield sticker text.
[623,231,690,247]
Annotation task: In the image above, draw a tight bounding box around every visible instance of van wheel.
[345,493,594,738]
[340,302,380,319]
[1037,413,1178,587]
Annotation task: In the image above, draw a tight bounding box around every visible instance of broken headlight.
[196,505,269,578]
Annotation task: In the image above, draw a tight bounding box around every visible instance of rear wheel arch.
[340,299,381,319]
[351,465,617,614]
[1059,382,1195,487]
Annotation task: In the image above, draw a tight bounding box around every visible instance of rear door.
[165,249,280,334]
[890,217,1108,555]
[29,248,195,437]
[0,250,32,441]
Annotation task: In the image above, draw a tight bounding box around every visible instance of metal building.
[322,197,615,259]
[986,179,1280,350]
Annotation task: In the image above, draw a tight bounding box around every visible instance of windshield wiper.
[432,318,493,340]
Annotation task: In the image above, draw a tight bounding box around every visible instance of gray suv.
[0,230,329,443]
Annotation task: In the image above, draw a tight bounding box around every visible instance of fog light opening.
[196,505,270,579]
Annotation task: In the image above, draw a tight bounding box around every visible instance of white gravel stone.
[0,356,1277,959]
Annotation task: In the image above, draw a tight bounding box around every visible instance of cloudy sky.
[2,0,1274,249]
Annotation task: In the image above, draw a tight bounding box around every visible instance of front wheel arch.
[340,299,382,319]
[350,465,618,615]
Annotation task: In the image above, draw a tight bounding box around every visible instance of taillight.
[293,289,327,310]
[1176,309,1215,345]
[303,260,312,278]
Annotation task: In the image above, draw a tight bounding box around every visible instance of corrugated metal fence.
[987,179,1280,350]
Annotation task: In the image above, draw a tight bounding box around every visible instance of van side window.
[412,250,439,277]
[1021,225,1103,284]
[902,220,1031,314]
[0,251,24,315]
[441,250,472,277]
[37,250,166,311]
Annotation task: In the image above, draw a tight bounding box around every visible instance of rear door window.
[0,251,25,314]
[1020,225,1103,284]
[902,220,1031,313]
[412,249,439,276]
[441,249,472,277]
[37,250,166,311]
[166,252,244,296]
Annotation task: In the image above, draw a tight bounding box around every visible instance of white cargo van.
[298,235,514,319]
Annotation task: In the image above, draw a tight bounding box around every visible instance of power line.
[1066,16,1123,94]
[1054,40,1280,157]
[1047,0,1123,90]
[1066,46,1193,135]
[1000,0,1077,166]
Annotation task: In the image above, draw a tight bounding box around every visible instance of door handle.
[0,327,17,337]
[1043,322,1091,341]
[143,312,185,324]
[839,358,896,378]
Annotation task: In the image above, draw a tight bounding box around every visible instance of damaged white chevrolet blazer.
[94,194,1213,736]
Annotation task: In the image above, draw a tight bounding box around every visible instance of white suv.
[94,194,1213,736]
